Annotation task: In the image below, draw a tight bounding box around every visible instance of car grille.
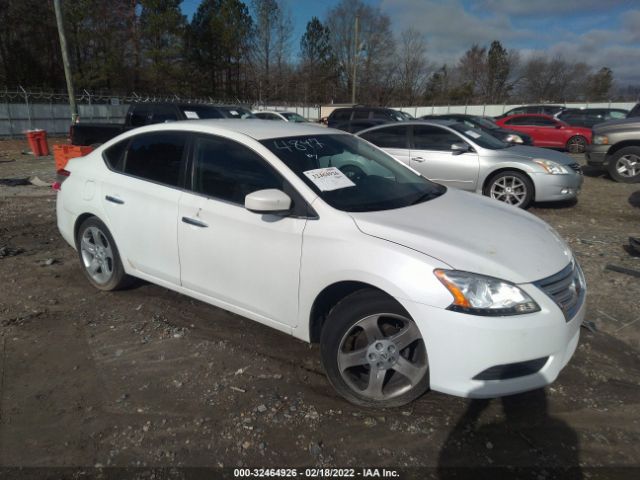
[568,163,582,174]
[534,262,585,322]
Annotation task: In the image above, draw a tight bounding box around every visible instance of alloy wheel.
[80,226,115,284]
[616,154,640,178]
[567,136,586,153]
[337,313,427,401]
[490,176,527,207]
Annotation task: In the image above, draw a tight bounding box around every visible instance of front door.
[358,124,411,165]
[178,134,307,328]
[409,124,480,190]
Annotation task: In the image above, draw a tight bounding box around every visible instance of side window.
[353,110,369,120]
[103,139,128,172]
[124,132,187,187]
[331,110,350,122]
[535,117,557,126]
[412,125,462,151]
[609,110,626,119]
[372,111,391,120]
[360,125,408,149]
[151,106,179,123]
[506,116,535,126]
[129,105,151,126]
[192,136,283,205]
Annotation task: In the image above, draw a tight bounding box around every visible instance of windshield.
[471,116,500,130]
[449,123,508,150]
[179,105,223,119]
[281,112,308,122]
[219,107,256,119]
[260,134,446,212]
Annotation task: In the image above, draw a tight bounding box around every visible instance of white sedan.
[55,120,585,407]
[253,110,309,123]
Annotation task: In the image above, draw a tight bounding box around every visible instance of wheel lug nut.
[388,345,396,353]
[375,342,383,351]
[368,353,376,361]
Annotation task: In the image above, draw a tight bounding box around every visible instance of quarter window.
[192,136,283,205]
[103,139,127,172]
[124,132,187,187]
[412,125,461,151]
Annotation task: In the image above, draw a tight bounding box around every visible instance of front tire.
[484,171,534,209]
[320,289,429,407]
[566,135,587,154]
[76,217,132,291]
[607,147,640,183]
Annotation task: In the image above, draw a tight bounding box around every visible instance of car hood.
[350,189,572,284]
[593,117,640,133]
[494,145,576,165]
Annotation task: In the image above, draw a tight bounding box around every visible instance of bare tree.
[396,28,430,105]
[326,0,396,104]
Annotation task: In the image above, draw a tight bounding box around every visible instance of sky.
[181,0,640,86]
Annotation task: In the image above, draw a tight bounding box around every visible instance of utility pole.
[53,0,78,123]
[351,15,359,104]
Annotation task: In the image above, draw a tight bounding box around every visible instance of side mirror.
[245,189,291,214]
[451,142,470,155]
[555,124,562,129]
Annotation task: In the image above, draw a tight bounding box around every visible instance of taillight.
[52,169,70,192]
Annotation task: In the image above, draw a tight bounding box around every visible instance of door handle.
[105,195,124,205]
[412,156,425,162]
[182,216,208,228]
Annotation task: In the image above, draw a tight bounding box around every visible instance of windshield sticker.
[184,110,199,119]
[273,138,325,152]
[303,167,355,191]
[465,130,481,139]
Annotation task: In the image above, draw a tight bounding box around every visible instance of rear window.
[103,140,127,171]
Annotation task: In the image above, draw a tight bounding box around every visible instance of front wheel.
[320,289,429,407]
[484,171,534,209]
[76,217,132,291]
[566,135,587,154]
[607,147,640,183]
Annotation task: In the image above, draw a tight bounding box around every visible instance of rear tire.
[607,147,640,183]
[566,135,587,154]
[320,289,429,407]
[76,217,132,291]
[483,170,534,209]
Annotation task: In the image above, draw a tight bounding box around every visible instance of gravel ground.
[0,138,639,478]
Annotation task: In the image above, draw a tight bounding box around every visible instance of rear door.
[177,134,307,328]
[409,124,479,190]
[358,125,411,165]
[101,131,188,285]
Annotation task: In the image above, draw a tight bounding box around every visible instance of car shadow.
[628,190,640,208]
[531,198,578,210]
[580,165,608,179]
[437,386,583,479]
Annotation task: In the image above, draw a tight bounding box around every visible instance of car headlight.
[592,135,609,145]
[533,159,569,174]
[504,134,524,144]
[434,269,540,316]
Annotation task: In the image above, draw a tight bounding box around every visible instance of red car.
[495,114,592,153]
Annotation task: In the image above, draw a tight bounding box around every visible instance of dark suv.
[556,108,628,128]
[327,106,405,133]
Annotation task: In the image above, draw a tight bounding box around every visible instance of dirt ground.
[0,137,639,479]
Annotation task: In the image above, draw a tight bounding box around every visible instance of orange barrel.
[35,130,49,156]
[25,130,41,156]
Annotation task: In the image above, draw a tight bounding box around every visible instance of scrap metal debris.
[605,264,640,278]
[0,245,24,258]
[581,320,598,333]
[0,176,50,187]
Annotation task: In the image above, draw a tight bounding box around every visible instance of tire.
[607,147,640,183]
[76,217,132,291]
[483,170,534,209]
[320,288,429,407]
[566,135,587,154]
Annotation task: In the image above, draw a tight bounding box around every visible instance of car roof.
[501,113,557,119]
[123,119,335,140]
[254,110,295,115]
[356,120,458,135]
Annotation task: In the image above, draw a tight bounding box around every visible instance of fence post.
[19,86,32,130]
[6,97,13,137]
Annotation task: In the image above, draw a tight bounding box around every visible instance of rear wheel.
[607,147,640,183]
[566,135,587,154]
[320,289,429,407]
[484,171,534,209]
[76,217,132,291]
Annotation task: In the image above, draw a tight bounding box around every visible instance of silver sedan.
[357,121,583,208]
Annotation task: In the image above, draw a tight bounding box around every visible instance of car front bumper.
[532,172,583,202]
[585,145,609,166]
[403,283,584,398]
